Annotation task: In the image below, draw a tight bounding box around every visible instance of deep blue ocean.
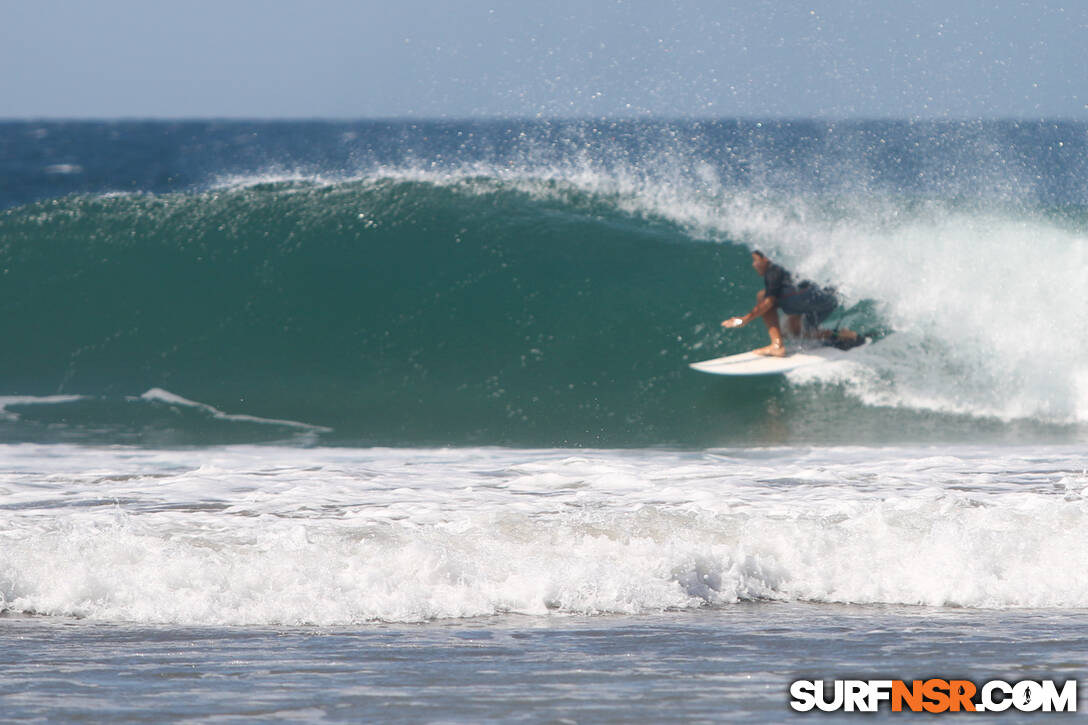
[1,120,1086,722]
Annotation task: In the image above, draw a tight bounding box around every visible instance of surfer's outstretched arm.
[722,290,786,356]
[721,291,777,329]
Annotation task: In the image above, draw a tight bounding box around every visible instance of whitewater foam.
[2,445,1086,625]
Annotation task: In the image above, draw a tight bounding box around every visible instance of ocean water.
[1,120,1087,721]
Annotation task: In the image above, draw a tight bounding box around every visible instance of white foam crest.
[208,168,349,191]
[2,445,1087,624]
[204,149,733,234]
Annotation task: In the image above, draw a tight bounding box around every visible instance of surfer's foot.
[828,329,865,351]
[753,342,787,357]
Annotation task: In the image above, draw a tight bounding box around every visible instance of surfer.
[721,250,861,357]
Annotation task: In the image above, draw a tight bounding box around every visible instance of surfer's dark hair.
[752,249,767,258]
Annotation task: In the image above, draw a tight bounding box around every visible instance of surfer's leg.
[782,288,843,342]
[803,306,860,347]
[753,290,786,357]
[800,308,861,348]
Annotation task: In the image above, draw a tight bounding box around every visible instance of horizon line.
[2,115,1086,124]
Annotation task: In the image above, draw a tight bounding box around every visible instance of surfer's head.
[751,250,770,275]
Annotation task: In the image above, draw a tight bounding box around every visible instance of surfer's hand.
[721,317,745,329]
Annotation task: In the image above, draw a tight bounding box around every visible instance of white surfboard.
[689,348,844,376]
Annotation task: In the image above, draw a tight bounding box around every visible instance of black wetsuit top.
[763,262,801,300]
[763,262,837,324]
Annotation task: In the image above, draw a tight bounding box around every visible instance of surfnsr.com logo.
[789,679,1078,713]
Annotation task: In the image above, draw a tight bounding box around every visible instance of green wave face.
[2,178,795,446]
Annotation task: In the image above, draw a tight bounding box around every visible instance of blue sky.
[2,0,1085,119]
